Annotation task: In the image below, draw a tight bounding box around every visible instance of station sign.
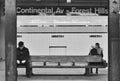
[17,6,108,16]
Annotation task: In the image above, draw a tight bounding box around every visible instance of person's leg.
[26,67,31,77]
[84,68,90,75]
[25,60,32,77]
[16,60,19,77]
[17,60,23,77]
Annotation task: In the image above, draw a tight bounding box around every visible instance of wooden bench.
[17,55,107,77]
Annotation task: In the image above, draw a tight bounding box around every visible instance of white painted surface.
[17,15,108,62]
[17,34,108,62]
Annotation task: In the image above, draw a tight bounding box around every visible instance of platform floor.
[0,61,5,81]
[0,61,108,81]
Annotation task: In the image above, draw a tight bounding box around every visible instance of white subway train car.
[17,15,108,61]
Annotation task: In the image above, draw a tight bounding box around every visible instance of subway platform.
[0,61,108,81]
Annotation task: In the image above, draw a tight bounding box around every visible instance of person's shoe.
[26,74,31,78]
[96,72,98,74]
[31,73,34,75]
[84,72,89,76]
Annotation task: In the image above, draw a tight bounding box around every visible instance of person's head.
[18,41,24,49]
[95,43,100,48]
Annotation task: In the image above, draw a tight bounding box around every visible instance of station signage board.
[17,6,108,16]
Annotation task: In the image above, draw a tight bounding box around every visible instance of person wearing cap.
[17,41,32,77]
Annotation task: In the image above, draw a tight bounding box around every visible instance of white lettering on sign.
[71,7,92,14]
[17,7,54,14]
[94,8,108,14]
[17,7,108,15]
[55,8,64,14]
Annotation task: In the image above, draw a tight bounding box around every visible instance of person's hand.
[22,60,26,63]
[17,60,20,64]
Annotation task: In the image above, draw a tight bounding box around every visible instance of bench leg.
[96,68,98,74]
[90,68,93,73]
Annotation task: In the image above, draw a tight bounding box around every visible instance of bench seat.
[17,55,107,77]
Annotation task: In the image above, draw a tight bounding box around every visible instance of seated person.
[17,41,32,77]
[95,43,103,58]
[89,43,104,74]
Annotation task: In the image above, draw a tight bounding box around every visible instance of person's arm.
[16,48,21,64]
[89,51,91,55]
[25,48,30,62]
[16,48,21,60]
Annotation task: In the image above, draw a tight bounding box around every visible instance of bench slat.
[30,65,106,68]
[30,55,102,63]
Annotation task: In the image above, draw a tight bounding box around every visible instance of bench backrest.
[30,55,103,63]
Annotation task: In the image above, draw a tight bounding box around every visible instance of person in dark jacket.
[89,45,98,56]
[17,41,30,64]
[17,41,32,77]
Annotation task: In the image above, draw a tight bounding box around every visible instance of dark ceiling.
[17,0,108,7]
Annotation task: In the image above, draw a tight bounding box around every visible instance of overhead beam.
[17,2,108,7]
[16,0,108,7]
[5,0,17,81]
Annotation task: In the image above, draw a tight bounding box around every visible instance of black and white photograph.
[0,0,119,81]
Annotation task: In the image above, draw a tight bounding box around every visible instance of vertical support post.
[0,0,5,60]
[0,1,1,18]
[109,0,120,81]
[0,0,2,59]
[5,0,17,81]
